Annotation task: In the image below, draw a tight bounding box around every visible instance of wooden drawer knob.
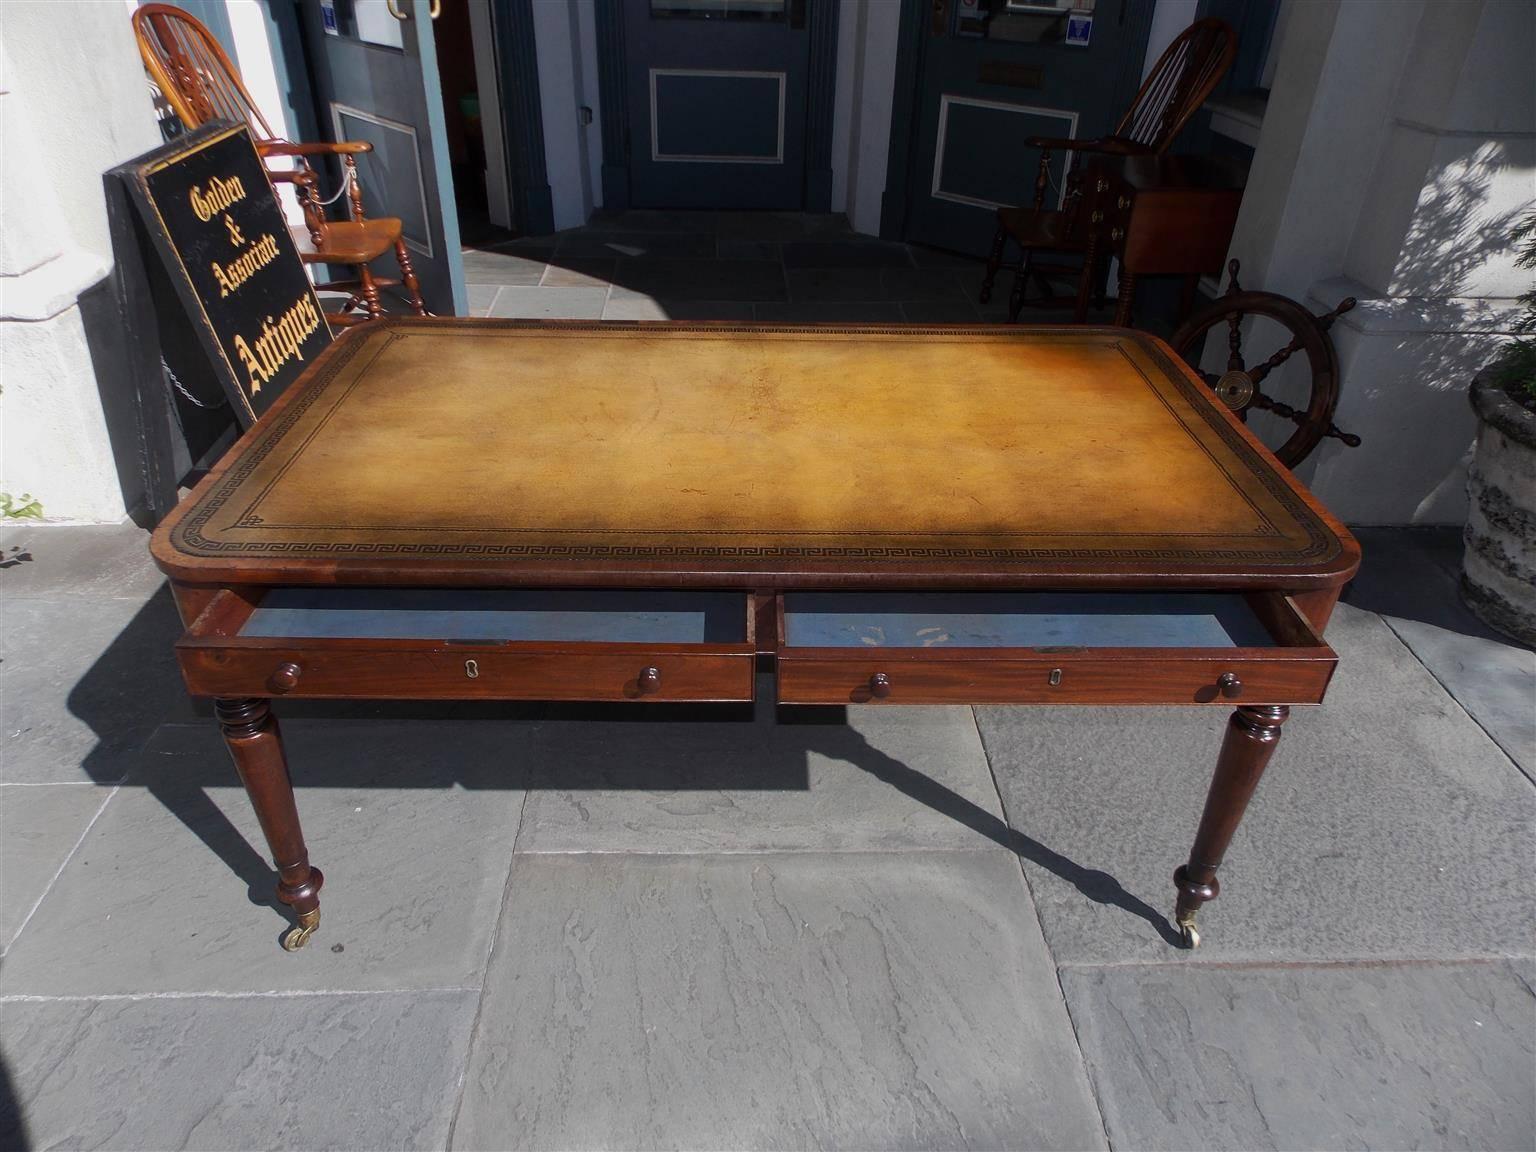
[269,662,302,693]
[1217,671,1243,700]
[637,666,662,694]
[869,672,892,699]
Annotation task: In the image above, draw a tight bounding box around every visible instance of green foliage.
[0,492,44,520]
[1491,210,1536,401]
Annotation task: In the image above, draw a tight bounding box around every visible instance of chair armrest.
[259,140,374,157]
[1025,135,1150,156]
[267,168,316,187]
[1025,135,1086,152]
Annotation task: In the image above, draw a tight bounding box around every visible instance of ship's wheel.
[1172,260,1362,468]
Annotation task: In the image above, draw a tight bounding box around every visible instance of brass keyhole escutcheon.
[1048,668,1063,687]
[1213,370,1255,410]
[465,659,479,679]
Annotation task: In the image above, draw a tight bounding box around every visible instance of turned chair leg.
[215,698,323,950]
[1008,250,1033,323]
[1114,267,1137,327]
[1173,705,1288,947]
[394,239,428,316]
[979,226,1007,305]
[357,261,384,320]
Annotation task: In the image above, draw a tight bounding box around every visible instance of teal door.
[621,0,812,209]
[902,0,1153,256]
[296,0,466,314]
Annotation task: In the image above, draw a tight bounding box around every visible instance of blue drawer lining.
[782,592,1275,649]
[241,589,748,644]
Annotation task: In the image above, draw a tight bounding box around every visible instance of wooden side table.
[1080,153,1248,327]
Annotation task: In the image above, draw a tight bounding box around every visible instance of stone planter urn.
[1463,373,1536,644]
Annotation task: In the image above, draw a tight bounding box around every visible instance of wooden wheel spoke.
[1248,389,1306,424]
[1246,337,1302,387]
[1225,311,1245,371]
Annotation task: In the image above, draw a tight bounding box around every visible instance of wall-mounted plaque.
[116,121,331,426]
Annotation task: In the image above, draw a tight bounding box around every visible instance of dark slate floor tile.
[3,991,478,1151]
[716,238,780,260]
[555,230,717,258]
[975,604,1536,963]
[588,209,722,233]
[1344,525,1521,647]
[781,239,915,268]
[900,300,984,324]
[3,588,196,783]
[455,851,1105,1151]
[0,523,163,601]
[459,248,546,286]
[611,258,787,302]
[601,296,756,322]
[907,245,988,269]
[487,286,608,319]
[1063,961,1536,1152]
[477,235,556,260]
[538,257,615,287]
[786,267,967,302]
[755,301,905,324]
[0,783,110,948]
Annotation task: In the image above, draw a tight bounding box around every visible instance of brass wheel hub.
[1213,369,1255,410]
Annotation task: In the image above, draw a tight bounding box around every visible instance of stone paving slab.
[1061,960,1536,1151]
[1385,614,1535,781]
[517,698,1005,854]
[0,523,164,601]
[1,989,478,1151]
[0,720,529,995]
[0,783,111,949]
[975,604,1536,963]
[454,851,1106,1152]
[487,285,608,319]
[2,589,196,784]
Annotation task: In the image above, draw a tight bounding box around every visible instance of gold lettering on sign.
[210,232,281,297]
[189,173,247,221]
[233,294,322,395]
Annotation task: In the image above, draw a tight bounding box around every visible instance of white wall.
[0,3,163,522]
[1230,0,1535,525]
[1142,0,1198,80]
[533,0,599,231]
[832,0,901,234]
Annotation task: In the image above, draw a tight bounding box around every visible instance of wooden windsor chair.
[132,3,427,327]
[977,17,1237,323]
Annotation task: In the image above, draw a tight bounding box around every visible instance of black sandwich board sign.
[114,121,331,428]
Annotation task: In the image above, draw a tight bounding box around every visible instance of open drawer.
[775,592,1337,706]
[177,588,756,702]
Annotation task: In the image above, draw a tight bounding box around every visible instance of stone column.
[1227,0,1532,525]
[0,3,163,523]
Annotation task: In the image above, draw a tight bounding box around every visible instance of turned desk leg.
[215,699,324,951]
[1173,704,1289,948]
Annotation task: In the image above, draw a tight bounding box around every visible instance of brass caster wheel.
[282,910,320,952]
[1175,909,1201,949]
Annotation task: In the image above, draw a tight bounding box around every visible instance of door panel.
[297,0,465,313]
[623,0,810,209]
[904,0,1153,256]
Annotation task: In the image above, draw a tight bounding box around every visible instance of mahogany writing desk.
[151,318,1359,951]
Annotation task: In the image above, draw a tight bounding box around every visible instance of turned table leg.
[215,698,324,951]
[1173,704,1289,948]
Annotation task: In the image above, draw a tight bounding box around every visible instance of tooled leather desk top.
[152,319,1356,588]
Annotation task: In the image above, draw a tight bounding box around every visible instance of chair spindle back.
[1114,18,1237,152]
[132,3,278,143]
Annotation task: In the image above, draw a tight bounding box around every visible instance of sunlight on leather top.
[164,321,1343,570]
